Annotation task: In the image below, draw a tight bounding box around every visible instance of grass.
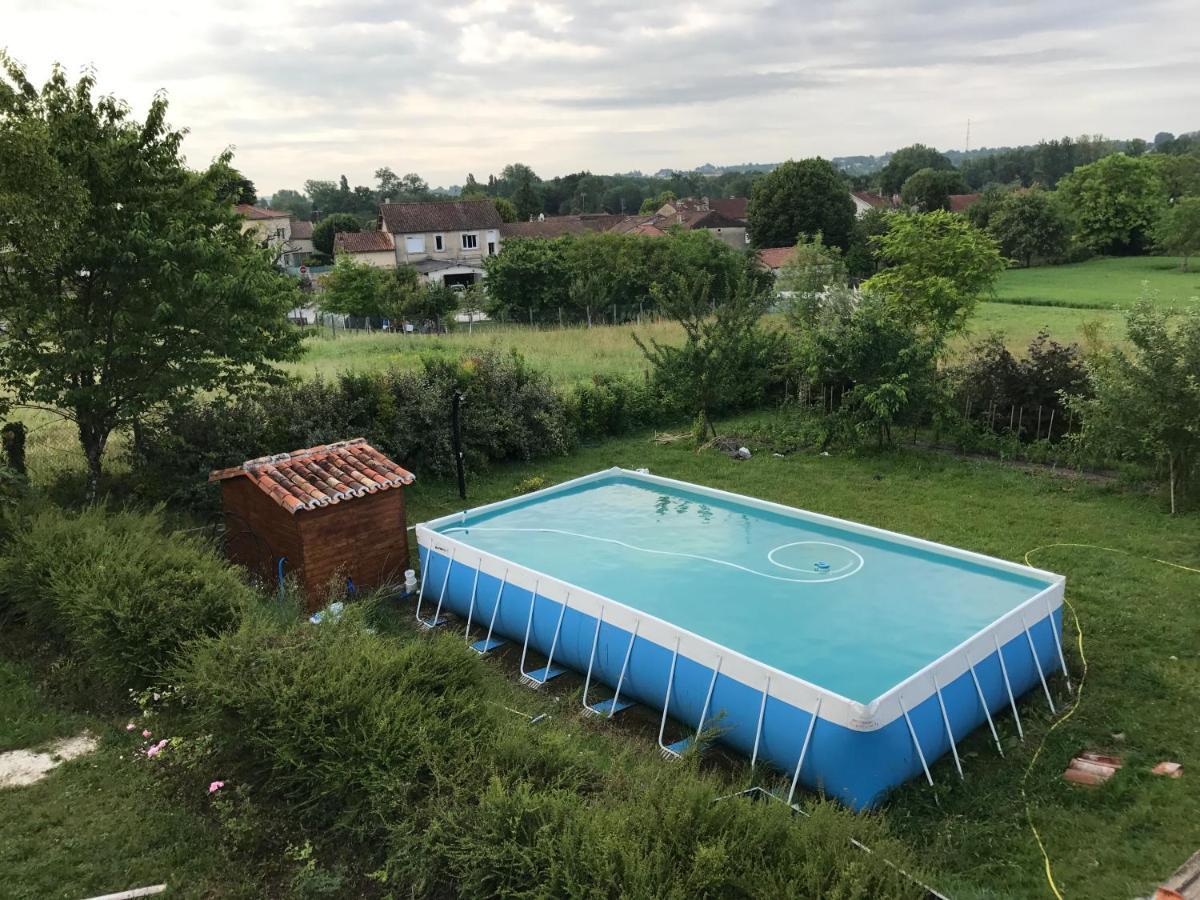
[393,413,1200,900]
[0,653,256,899]
[994,256,1200,310]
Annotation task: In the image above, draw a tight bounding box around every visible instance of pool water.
[436,476,1053,704]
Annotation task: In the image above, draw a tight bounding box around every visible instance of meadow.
[993,255,1200,309]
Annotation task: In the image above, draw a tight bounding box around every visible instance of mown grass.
[994,255,1200,310]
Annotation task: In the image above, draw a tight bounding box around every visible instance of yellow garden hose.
[1020,543,1200,898]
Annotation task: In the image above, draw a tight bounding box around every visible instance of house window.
[275,227,286,241]
[434,234,444,251]
[461,232,478,250]
[404,235,426,254]
[487,241,496,256]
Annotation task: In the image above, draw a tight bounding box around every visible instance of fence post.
[1017,406,1024,439]
[1047,408,1056,441]
[1036,406,1043,440]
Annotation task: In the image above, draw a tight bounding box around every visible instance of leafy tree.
[460,173,485,199]
[375,166,401,199]
[747,158,855,250]
[498,163,539,196]
[964,183,1015,231]
[1152,154,1200,200]
[0,57,302,497]
[312,212,362,256]
[634,271,782,439]
[987,187,1071,267]
[899,167,966,212]
[1057,154,1164,254]
[777,233,847,323]
[639,190,677,214]
[511,171,542,221]
[319,255,389,318]
[844,207,894,278]
[1068,302,1200,513]
[493,197,518,222]
[863,211,1005,340]
[403,283,460,328]
[270,188,312,220]
[1154,197,1200,270]
[212,163,257,205]
[878,144,955,195]
[482,237,573,319]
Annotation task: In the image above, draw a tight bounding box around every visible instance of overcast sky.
[4,0,1199,194]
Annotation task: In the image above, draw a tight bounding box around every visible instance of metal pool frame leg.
[898,695,934,787]
[992,632,1024,741]
[461,564,482,640]
[1045,595,1073,693]
[786,695,823,806]
[470,567,509,655]
[661,655,723,758]
[932,674,963,780]
[416,547,454,629]
[581,607,639,718]
[963,650,1003,757]
[657,638,683,760]
[1021,615,1056,714]
[519,583,569,688]
[750,675,771,771]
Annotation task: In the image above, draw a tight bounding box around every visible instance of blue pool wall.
[417,544,1064,810]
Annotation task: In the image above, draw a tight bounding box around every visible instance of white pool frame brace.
[415,467,1069,807]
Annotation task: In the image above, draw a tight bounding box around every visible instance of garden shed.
[210,438,415,610]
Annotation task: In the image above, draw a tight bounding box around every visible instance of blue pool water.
[434,475,1053,704]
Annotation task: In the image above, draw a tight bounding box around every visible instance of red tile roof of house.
[851,191,890,209]
[235,203,290,220]
[334,230,395,253]
[710,197,748,221]
[290,219,313,239]
[209,438,414,514]
[500,214,623,238]
[379,199,502,234]
[949,193,982,213]
[756,246,795,270]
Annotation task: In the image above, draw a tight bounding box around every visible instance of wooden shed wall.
[220,478,305,587]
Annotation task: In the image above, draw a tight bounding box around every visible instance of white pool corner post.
[750,675,772,772]
[931,673,964,781]
[897,695,934,787]
[1045,593,1073,693]
[1021,613,1056,715]
[963,649,1004,757]
[471,566,509,655]
[992,632,1024,741]
[416,545,455,629]
[786,695,822,807]
[657,637,683,760]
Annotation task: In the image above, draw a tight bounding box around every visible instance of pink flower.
[125,723,136,731]
[208,780,225,794]
[145,739,169,758]
[142,729,152,738]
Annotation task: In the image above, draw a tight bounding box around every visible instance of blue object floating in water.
[815,561,831,572]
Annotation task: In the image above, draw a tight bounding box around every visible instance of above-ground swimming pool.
[415,468,1067,808]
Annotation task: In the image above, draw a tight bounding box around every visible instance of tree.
[639,190,677,214]
[878,144,955,196]
[747,158,855,250]
[319,255,389,318]
[863,211,1005,340]
[987,187,1071,267]
[777,233,847,324]
[312,212,362,257]
[1057,154,1164,254]
[270,188,313,220]
[0,57,302,497]
[1068,303,1200,513]
[511,171,542,221]
[1154,197,1200,270]
[375,166,401,199]
[899,167,966,212]
[634,271,782,439]
[212,163,257,205]
[493,197,518,222]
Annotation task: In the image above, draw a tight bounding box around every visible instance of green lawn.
[994,256,1200,309]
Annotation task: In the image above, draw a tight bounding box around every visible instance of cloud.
[2,0,1197,191]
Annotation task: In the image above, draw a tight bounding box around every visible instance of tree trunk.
[1169,453,1176,515]
[78,419,110,504]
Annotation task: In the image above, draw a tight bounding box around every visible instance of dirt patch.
[0,732,99,788]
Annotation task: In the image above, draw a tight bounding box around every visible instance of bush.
[0,504,255,689]
[565,373,671,440]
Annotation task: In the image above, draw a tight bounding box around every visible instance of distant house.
[756,246,796,277]
[709,197,748,224]
[333,231,397,268]
[607,199,747,249]
[850,191,891,217]
[379,199,503,288]
[500,213,623,239]
[288,219,314,266]
[236,203,304,265]
[948,193,982,214]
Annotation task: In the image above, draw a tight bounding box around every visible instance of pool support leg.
[1022,615,1056,714]
[750,675,771,771]
[993,632,1024,740]
[786,696,822,806]
[416,546,454,629]
[581,606,638,717]
[963,650,1003,757]
[470,567,509,655]
[932,674,963,780]
[1045,595,1073,693]
[519,584,568,688]
[461,563,482,642]
[657,638,683,760]
[898,695,934,787]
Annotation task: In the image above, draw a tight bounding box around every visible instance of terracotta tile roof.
[290,219,313,239]
[607,209,741,235]
[236,203,290,220]
[851,191,890,209]
[710,197,748,221]
[949,193,982,213]
[379,199,502,234]
[209,438,414,514]
[335,230,395,253]
[757,246,795,270]
[500,214,623,238]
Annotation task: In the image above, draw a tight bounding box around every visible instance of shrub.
[0,504,255,689]
[565,373,670,440]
